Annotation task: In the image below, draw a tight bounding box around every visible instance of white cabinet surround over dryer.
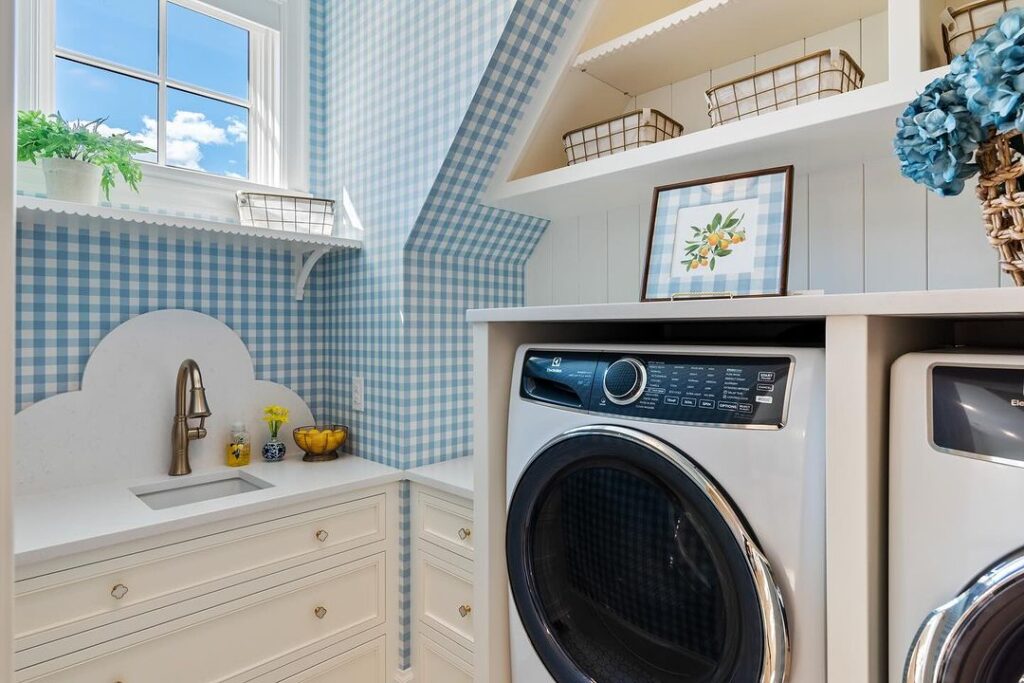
[411,477,475,683]
[14,481,400,683]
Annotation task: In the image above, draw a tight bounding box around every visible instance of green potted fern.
[17,111,153,204]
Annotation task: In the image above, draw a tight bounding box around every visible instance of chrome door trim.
[523,424,790,683]
[905,547,1024,682]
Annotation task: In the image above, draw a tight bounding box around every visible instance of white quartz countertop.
[467,287,1024,323]
[14,456,402,566]
[406,457,474,500]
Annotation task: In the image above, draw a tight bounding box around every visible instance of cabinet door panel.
[415,490,473,559]
[416,547,474,651]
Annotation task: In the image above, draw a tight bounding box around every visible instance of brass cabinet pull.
[314,606,327,619]
[457,527,472,540]
[315,529,329,543]
[110,583,128,600]
[458,604,472,618]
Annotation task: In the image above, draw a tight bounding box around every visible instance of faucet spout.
[170,359,212,476]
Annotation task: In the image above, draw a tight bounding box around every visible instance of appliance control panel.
[932,364,1024,462]
[521,350,792,427]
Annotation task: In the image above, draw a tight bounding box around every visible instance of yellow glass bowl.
[293,425,348,461]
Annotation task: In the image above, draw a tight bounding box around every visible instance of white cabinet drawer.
[24,552,386,683]
[415,545,474,651]
[414,489,473,560]
[15,494,385,648]
[280,636,386,683]
[417,628,472,683]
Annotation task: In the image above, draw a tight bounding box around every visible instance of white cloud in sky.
[83,110,247,173]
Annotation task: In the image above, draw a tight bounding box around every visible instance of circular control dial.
[603,358,647,405]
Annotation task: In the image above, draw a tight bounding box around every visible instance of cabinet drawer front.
[16,495,385,644]
[416,548,474,650]
[25,553,386,683]
[289,637,386,683]
[418,630,472,683]
[415,491,473,559]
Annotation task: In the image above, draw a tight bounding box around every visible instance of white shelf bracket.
[293,246,332,301]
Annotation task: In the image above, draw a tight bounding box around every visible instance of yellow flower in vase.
[261,405,290,462]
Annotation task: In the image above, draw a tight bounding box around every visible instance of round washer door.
[905,550,1024,683]
[506,425,788,683]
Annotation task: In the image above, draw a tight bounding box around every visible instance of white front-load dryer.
[505,344,825,682]
[890,352,1024,683]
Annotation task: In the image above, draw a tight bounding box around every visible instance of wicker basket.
[942,0,1024,62]
[975,131,1024,285]
[706,48,864,127]
[236,191,335,236]
[562,108,683,165]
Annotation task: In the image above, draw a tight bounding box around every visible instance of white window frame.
[17,0,309,199]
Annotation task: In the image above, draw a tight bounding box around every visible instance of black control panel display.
[932,364,1024,462]
[521,350,792,427]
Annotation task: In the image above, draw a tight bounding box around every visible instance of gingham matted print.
[645,169,791,299]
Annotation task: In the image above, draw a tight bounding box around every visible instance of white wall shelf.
[487,69,940,219]
[16,196,362,300]
[574,0,887,95]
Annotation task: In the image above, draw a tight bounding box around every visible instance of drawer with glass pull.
[414,543,474,652]
[413,488,474,560]
[15,494,386,652]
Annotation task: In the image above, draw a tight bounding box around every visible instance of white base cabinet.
[14,484,399,683]
[411,484,474,682]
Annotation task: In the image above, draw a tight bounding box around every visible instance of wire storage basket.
[706,48,864,127]
[562,108,683,165]
[942,0,1024,62]
[236,192,336,237]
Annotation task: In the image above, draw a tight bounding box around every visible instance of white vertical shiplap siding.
[523,166,1003,306]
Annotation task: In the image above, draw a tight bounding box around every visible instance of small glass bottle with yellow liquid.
[226,422,251,467]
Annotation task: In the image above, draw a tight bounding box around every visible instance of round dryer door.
[905,550,1024,683]
[506,425,788,683]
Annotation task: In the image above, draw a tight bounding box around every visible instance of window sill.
[16,160,310,225]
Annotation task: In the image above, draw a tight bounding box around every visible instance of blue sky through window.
[54,0,250,179]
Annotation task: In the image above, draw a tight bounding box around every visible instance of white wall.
[1,0,15,676]
[524,165,1010,305]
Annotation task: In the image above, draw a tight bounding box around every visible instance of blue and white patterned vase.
[262,438,286,462]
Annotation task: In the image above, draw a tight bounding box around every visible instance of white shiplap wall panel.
[863,158,927,292]
[711,57,756,87]
[671,73,713,135]
[578,211,609,303]
[608,205,642,302]
[635,84,672,114]
[524,220,555,306]
[550,216,581,304]
[860,12,889,87]
[927,178,1001,290]
[755,40,805,72]
[788,174,810,291]
[805,20,862,63]
[809,166,864,293]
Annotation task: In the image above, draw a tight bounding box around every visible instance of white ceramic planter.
[41,157,102,204]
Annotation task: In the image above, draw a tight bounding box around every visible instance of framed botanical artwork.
[641,166,794,301]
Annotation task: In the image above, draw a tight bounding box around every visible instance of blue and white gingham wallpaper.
[310,0,577,667]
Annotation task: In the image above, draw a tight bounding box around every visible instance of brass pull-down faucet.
[170,358,212,476]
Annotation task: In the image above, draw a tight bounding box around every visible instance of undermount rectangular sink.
[132,472,273,510]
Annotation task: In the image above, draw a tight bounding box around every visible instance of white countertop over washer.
[14,456,402,566]
[406,456,474,500]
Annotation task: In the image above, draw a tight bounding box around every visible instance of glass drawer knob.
[315,529,329,542]
[458,604,472,618]
[111,584,128,600]
[314,606,327,619]
[457,527,471,540]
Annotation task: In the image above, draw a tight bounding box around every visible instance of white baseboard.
[394,667,414,683]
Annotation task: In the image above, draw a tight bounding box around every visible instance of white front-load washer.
[890,351,1024,683]
[505,344,825,682]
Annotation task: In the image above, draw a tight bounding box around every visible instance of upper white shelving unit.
[574,0,886,95]
[16,196,362,300]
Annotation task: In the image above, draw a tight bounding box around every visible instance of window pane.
[167,88,248,178]
[55,58,158,163]
[167,3,249,100]
[56,0,158,74]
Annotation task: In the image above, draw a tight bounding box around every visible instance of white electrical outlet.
[352,375,365,412]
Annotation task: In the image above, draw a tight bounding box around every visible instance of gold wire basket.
[705,48,864,127]
[236,191,335,236]
[942,0,1024,62]
[562,108,683,165]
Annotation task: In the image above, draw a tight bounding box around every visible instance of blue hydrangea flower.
[894,74,983,196]
[957,9,1024,132]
